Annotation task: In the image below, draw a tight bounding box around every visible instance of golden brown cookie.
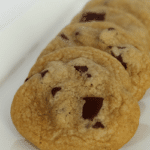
[37,22,149,60]
[83,0,150,37]
[70,5,148,40]
[11,47,140,150]
[34,22,150,100]
[61,23,150,100]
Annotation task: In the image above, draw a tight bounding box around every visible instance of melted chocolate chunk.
[51,87,61,97]
[117,46,126,49]
[111,52,127,69]
[82,97,104,121]
[108,28,115,31]
[74,66,88,73]
[93,122,104,129]
[75,32,80,36]
[60,33,69,40]
[87,74,92,78]
[80,12,105,22]
[25,77,29,82]
[41,70,49,78]
[108,46,112,49]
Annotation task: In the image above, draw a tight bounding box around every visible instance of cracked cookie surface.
[11,47,140,150]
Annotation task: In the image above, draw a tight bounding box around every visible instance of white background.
[0,0,39,32]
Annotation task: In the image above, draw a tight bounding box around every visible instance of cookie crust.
[11,47,140,150]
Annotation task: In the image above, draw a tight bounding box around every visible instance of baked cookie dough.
[83,0,150,37]
[67,24,150,100]
[70,5,148,40]
[38,22,149,60]
[11,47,140,150]
[36,22,150,100]
[28,47,132,92]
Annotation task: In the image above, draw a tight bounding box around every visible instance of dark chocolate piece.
[108,28,115,31]
[111,52,127,69]
[75,32,80,36]
[51,87,61,97]
[80,12,105,22]
[87,74,92,78]
[82,97,104,121]
[25,78,29,82]
[41,70,49,78]
[60,33,69,40]
[74,66,88,73]
[108,46,112,49]
[93,122,105,129]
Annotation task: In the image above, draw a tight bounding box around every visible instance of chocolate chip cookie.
[63,23,150,100]
[70,5,148,40]
[36,22,150,100]
[38,22,148,60]
[83,0,150,37]
[11,47,140,150]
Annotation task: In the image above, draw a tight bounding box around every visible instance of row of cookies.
[32,0,150,101]
[11,0,150,150]
[83,0,150,37]
[30,21,150,101]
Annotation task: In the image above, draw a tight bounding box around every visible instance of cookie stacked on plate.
[11,0,150,150]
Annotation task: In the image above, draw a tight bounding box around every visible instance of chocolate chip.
[82,97,104,121]
[60,33,69,40]
[51,87,61,97]
[111,52,127,69]
[74,66,88,73]
[87,74,92,78]
[80,12,105,22]
[108,46,112,49]
[41,70,49,78]
[75,32,80,36]
[25,77,29,82]
[92,122,104,129]
[108,28,115,31]
[117,46,126,49]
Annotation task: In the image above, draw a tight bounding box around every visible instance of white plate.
[0,0,150,149]
[0,0,39,31]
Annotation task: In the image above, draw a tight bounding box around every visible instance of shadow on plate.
[122,123,150,149]
[11,139,39,150]
[138,100,146,116]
